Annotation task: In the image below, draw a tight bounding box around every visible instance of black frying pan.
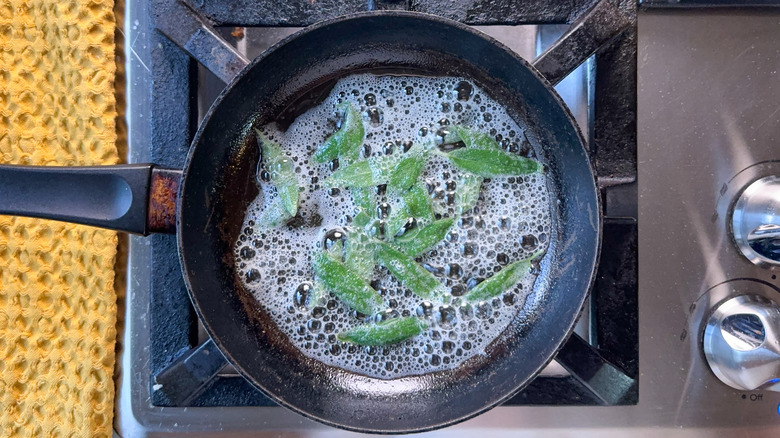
[0,12,600,433]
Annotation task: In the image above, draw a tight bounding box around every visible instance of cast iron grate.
[145,0,637,407]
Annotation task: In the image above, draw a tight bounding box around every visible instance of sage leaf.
[324,154,398,188]
[303,279,328,309]
[463,252,541,302]
[393,218,454,257]
[456,173,483,215]
[314,101,365,164]
[254,197,291,230]
[443,125,541,177]
[326,160,373,188]
[449,125,502,151]
[387,154,426,194]
[385,183,434,239]
[375,243,443,300]
[350,187,376,228]
[345,228,376,279]
[312,251,384,315]
[353,210,373,229]
[447,147,541,177]
[385,141,434,194]
[385,199,410,240]
[257,130,299,217]
[326,239,344,260]
[405,184,434,225]
[337,317,427,346]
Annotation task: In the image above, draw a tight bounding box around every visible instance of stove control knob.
[703,295,780,392]
[731,176,780,267]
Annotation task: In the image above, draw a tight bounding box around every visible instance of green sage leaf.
[345,228,376,279]
[393,218,454,257]
[447,147,541,177]
[326,160,373,188]
[385,199,411,240]
[463,251,542,302]
[257,130,299,217]
[254,197,290,230]
[385,183,434,239]
[387,154,426,194]
[353,210,373,229]
[324,154,398,188]
[312,251,384,315]
[350,187,376,228]
[456,173,483,215]
[449,125,502,151]
[314,101,365,164]
[301,279,328,310]
[326,240,344,260]
[337,317,427,346]
[405,183,434,225]
[375,243,443,300]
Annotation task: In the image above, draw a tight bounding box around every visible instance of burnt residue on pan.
[216,129,259,280]
[147,168,181,234]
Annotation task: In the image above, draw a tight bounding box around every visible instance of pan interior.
[178,12,598,433]
[237,72,554,380]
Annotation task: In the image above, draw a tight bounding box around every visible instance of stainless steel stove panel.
[635,8,780,428]
[115,3,780,436]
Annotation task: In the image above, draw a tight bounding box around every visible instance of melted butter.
[235,74,551,379]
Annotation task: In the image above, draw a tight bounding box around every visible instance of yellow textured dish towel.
[0,1,119,437]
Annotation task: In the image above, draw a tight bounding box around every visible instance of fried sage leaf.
[385,183,435,239]
[326,160,373,188]
[447,147,541,177]
[350,187,376,228]
[337,317,427,346]
[455,173,483,215]
[448,125,501,151]
[353,210,372,229]
[393,218,454,257]
[406,183,434,225]
[442,125,541,177]
[463,251,541,302]
[257,130,299,217]
[387,154,426,194]
[299,280,328,310]
[324,154,399,188]
[326,141,431,189]
[375,243,442,300]
[326,239,344,259]
[312,251,383,315]
[254,198,290,230]
[385,199,411,241]
[314,101,365,164]
[345,228,376,279]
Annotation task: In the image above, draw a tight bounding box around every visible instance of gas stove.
[115,0,780,436]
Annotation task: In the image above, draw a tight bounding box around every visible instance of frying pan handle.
[0,164,181,236]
